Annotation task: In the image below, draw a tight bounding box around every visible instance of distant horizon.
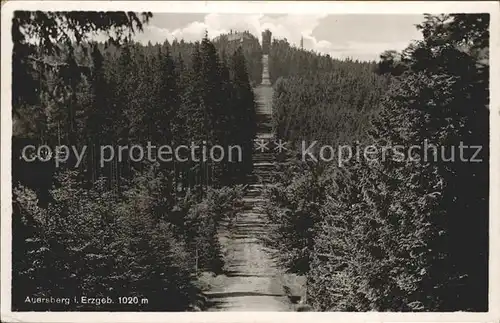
[130,13,425,62]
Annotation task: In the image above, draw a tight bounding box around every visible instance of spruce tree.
[231,46,257,175]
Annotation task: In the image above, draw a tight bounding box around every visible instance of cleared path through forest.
[205,54,291,311]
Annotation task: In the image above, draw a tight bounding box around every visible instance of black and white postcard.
[1,1,499,322]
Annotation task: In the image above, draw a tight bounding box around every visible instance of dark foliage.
[267,14,489,311]
[11,12,254,311]
[269,37,377,85]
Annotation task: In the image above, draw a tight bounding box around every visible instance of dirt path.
[205,55,291,311]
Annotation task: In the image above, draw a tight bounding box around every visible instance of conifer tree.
[86,45,110,182]
[231,46,257,175]
[153,46,179,144]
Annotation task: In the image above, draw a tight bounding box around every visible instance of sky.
[132,13,425,62]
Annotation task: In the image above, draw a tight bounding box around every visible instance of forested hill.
[213,31,263,85]
[268,37,389,147]
[265,14,489,312]
[269,38,377,84]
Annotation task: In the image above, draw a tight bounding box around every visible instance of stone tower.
[262,29,272,54]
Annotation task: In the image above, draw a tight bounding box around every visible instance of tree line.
[268,37,377,85]
[14,32,260,193]
[265,14,489,311]
[12,11,261,311]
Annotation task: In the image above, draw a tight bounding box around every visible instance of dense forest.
[268,36,387,147]
[264,13,489,311]
[12,12,261,311]
[10,11,489,313]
